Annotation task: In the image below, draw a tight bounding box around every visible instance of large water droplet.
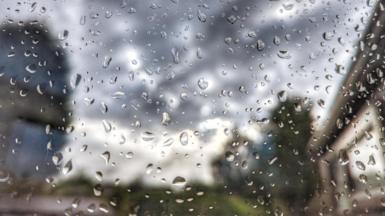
[356,161,366,171]
[197,78,208,90]
[162,112,171,125]
[70,73,81,89]
[172,176,186,187]
[101,151,111,164]
[180,132,188,145]
[102,120,112,133]
[25,63,37,74]
[63,160,73,175]
[102,56,112,68]
[142,131,155,142]
[225,151,235,162]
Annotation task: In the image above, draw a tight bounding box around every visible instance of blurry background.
[0,0,382,215]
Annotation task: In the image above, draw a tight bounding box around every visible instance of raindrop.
[70,73,81,89]
[105,10,113,18]
[277,90,287,102]
[72,198,80,209]
[162,112,171,125]
[172,176,186,186]
[163,137,174,147]
[359,174,368,184]
[7,52,15,57]
[197,77,209,90]
[100,102,108,114]
[146,163,154,174]
[95,171,103,181]
[226,15,237,24]
[58,30,69,40]
[25,63,37,74]
[102,120,112,133]
[125,152,134,159]
[112,91,125,99]
[101,151,111,164]
[99,204,109,213]
[317,99,325,108]
[103,56,112,68]
[322,32,334,41]
[80,16,86,25]
[273,36,281,45]
[277,50,291,59]
[282,3,294,10]
[367,0,376,7]
[93,184,103,196]
[171,48,180,64]
[197,10,207,22]
[248,31,256,38]
[87,204,96,213]
[180,132,188,145]
[0,169,10,183]
[142,131,155,142]
[356,161,366,171]
[225,151,235,162]
[256,40,265,51]
[196,47,203,59]
[62,160,73,175]
[52,152,63,166]
[368,154,376,165]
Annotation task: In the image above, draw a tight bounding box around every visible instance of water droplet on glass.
[52,152,63,166]
[80,16,86,25]
[256,40,265,51]
[25,63,37,74]
[197,10,207,22]
[58,30,69,40]
[226,15,237,24]
[93,184,103,196]
[277,50,291,59]
[197,77,209,90]
[180,132,188,145]
[277,91,287,102]
[368,154,376,165]
[163,137,174,147]
[101,151,111,164]
[225,151,235,162]
[171,48,180,64]
[103,56,112,68]
[95,171,103,181]
[102,120,112,133]
[62,160,73,175]
[172,176,186,187]
[323,32,334,41]
[356,161,366,171]
[0,169,10,183]
[162,112,171,125]
[70,73,81,89]
[142,131,155,142]
[87,204,96,213]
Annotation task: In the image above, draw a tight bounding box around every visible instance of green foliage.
[266,98,318,214]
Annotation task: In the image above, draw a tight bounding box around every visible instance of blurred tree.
[264,98,317,215]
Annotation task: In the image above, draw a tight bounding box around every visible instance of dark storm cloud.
[71,0,368,131]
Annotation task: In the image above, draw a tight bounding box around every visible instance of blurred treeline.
[4,97,319,216]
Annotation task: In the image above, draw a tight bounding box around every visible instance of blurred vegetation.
[1,97,319,216]
[47,175,268,216]
[211,97,318,215]
[261,98,318,215]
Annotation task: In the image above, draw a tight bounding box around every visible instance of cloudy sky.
[0,0,376,185]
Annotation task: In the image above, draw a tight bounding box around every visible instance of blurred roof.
[308,1,385,156]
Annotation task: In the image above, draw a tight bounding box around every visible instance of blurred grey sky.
[0,0,376,185]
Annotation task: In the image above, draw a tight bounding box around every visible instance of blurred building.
[308,2,385,215]
[0,21,70,179]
